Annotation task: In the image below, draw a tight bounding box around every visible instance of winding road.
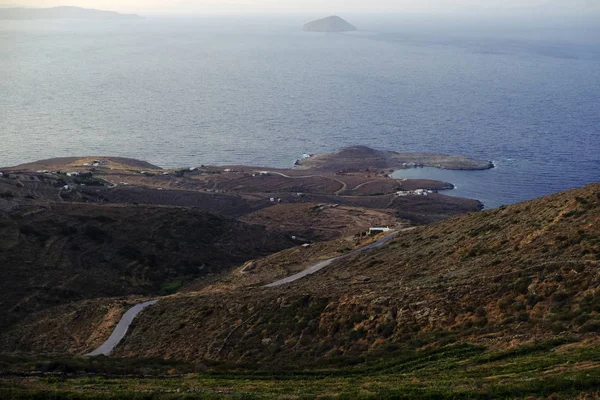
[265,231,399,287]
[86,230,401,357]
[86,300,158,357]
[254,171,348,195]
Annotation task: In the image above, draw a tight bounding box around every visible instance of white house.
[369,226,391,235]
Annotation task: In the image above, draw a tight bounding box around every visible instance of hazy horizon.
[1,0,599,16]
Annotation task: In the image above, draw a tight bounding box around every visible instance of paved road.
[254,171,347,195]
[86,300,158,356]
[87,230,402,356]
[265,231,399,288]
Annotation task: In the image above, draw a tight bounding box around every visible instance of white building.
[369,226,391,235]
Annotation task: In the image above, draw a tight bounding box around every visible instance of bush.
[580,320,600,333]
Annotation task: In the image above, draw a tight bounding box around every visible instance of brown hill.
[109,183,599,363]
[0,202,294,330]
[2,184,597,363]
[8,156,160,171]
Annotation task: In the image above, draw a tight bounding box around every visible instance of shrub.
[580,320,600,333]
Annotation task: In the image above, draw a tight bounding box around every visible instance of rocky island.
[303,15,357,32]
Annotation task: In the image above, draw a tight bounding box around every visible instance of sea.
[1,14,599,208]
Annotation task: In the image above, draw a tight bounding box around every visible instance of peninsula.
[303,15,357,32]
[0,6,142,20]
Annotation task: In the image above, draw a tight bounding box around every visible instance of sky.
[1,0,599,15]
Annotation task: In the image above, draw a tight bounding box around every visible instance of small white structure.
[396,189,435,197]
[369,226,391,235]
[189,167,197,171]
[0,172,3,177]
[224,168,232,172]
[302,153,311,159]
[83,163,90,166]
[302,243,311,248]
[66,172,80,177]
[270,198,276,203]
[92,163,100,167]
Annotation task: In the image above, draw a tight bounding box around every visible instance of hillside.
[0,184,598,399]
[2,184,597,362]
[0,202,294,330]
[101,184,599,363]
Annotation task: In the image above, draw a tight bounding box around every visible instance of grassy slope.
[1,340,600,399]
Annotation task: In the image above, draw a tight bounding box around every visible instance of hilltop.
[0,6,142,20]
[303,16,357,33]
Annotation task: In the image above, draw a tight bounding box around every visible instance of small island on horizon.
[0,6,142,20]
[303,15,357,32]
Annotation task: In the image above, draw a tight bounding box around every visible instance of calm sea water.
[1,15,599,208]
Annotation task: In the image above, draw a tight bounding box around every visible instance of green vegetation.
[2,341,600,399]
[159,279,185,295]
